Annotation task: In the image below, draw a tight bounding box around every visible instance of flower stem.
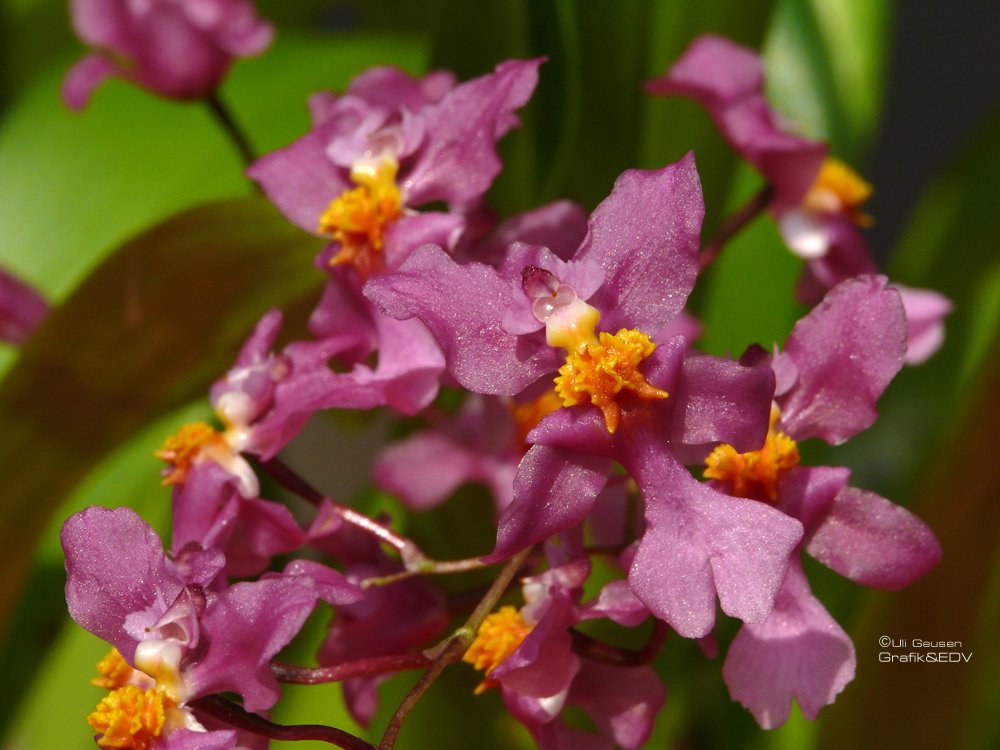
[257,457,426,568]
[272,653,433,684]
[699,184,774,269]
[189,695,376,750]
[360,556,487,588]
[205,92,258,169]
[569,619,668,666]
[378,547,533,750]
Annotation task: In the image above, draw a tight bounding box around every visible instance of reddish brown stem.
[257,457,424,567]
[189,695,376,750]
[699,184,774,270]
[272,653,432,684]
[205,92,258,169]
[570,619,669,667]
[378,547,534,750]
[361,556,487,588]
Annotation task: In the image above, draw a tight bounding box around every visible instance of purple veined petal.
[485,460,518,513]
[724,98,826,212]
[645,35,826,211]
[774,465,852,532]
[658,309,702,344]
[584,477,634,552]
[806,486,942,589]
[0,266,49,343]
[486,445,613,563]
[356,313,445,415]
[280,559,363,605]
[246,350,387,459]
[501,690,564,736]
[403,58,543,206]
[697,632,718,659]
[306,91,341,126]
[491,592,580,699]
[579,579,650,628]
[778,275,906,445]
[126,5,231,98]
[246,369,381,458]
[70,0,131,47]
[624,444,802,638]
[308,272,378,349]
[576,156,703,334]
[169,543,226,591]
[382,211,466,270]
[894,284,953,365]
[795,217,879,304]
[722,558,855,729]
[525,405,615,456]
[375,393,518,510]
[521,558,590,607]
[210,316,291,429]
[170,462,242,555]
[66,0,272,106]
[519,558,589,625]
[247,129,351,232]
[346,66,456,112]
[364,244,561,394]
[566,661,666,750]
[61,52,120,110]
[669,350,775,459]
[185,576,319,712]
[373,429,482,511]
[764,343,798,397]
[200,2,274,58]
[231,309,283,368]
[645,34,763,103]
[217,497,309,578]
[341,675,382,729]
[476,200,589,265]
[319,94,397,167]
[159,727,239,750]
[62,506,181,660]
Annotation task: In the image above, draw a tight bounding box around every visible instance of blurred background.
[0,1,998,748]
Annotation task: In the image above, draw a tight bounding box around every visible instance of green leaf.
[0,197,324,634]
[696,165,804,358]
[0,29,427,306]
[5,620,111,749]
[764,0,891,159]
[640,0,775,230]
[0,399,207,743]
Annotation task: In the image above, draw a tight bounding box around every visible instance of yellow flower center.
[704,407,800,503]
[92,649,139,691]
[88,685,172,750]
[317,157,403,279]
[510,390,563,448]
[554,329,668,434]
[463,606,533,694]
[154,421,225,487]
[803,157,873,226]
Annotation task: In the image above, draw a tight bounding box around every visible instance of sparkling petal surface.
[777,275,907,445]
[806,486,942,589]
[723,559,855,728]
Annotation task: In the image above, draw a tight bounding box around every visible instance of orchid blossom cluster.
[48,6,951,749]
